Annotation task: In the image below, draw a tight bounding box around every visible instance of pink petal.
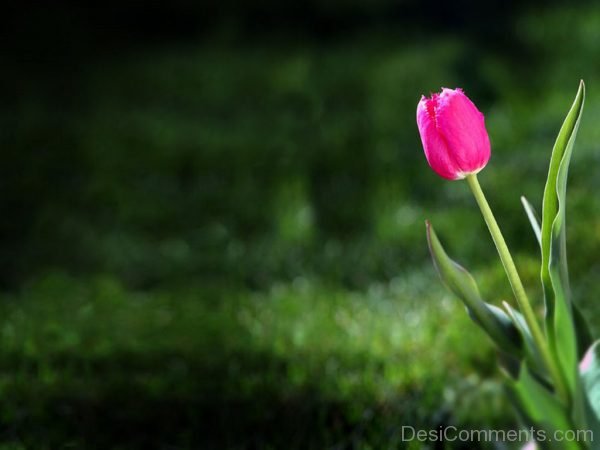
[417,95,462,180]
[435,88,491,174]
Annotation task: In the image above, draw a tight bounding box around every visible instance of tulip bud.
[416,88,491,180]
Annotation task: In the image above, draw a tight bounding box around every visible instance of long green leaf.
[540,81,585,394]
[426,221,522,356]
[521,194,592,360]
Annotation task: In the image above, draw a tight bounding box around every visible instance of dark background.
[0,1,599,448]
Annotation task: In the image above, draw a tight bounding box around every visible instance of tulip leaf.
[540,81,585,394]
[503,301,546,379]
[521,194,592,360]
[426,221,522,356]
[509,364,581,450]
[521,196,542,246]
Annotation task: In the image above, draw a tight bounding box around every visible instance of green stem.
[466,174,568,402]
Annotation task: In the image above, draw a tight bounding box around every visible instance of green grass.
[0,271,515,448]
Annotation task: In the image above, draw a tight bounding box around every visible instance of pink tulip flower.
[416,88,491,180]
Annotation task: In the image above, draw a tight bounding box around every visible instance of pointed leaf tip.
[520,196,542,246]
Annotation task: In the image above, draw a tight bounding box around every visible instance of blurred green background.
[1,1,600,448]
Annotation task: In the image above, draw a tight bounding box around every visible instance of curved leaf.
[521,196,542,246]
[426,221,522,356]
[521,194,592,360]
[540,81,585,395]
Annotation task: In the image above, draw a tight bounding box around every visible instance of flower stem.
[465,174,568,401]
